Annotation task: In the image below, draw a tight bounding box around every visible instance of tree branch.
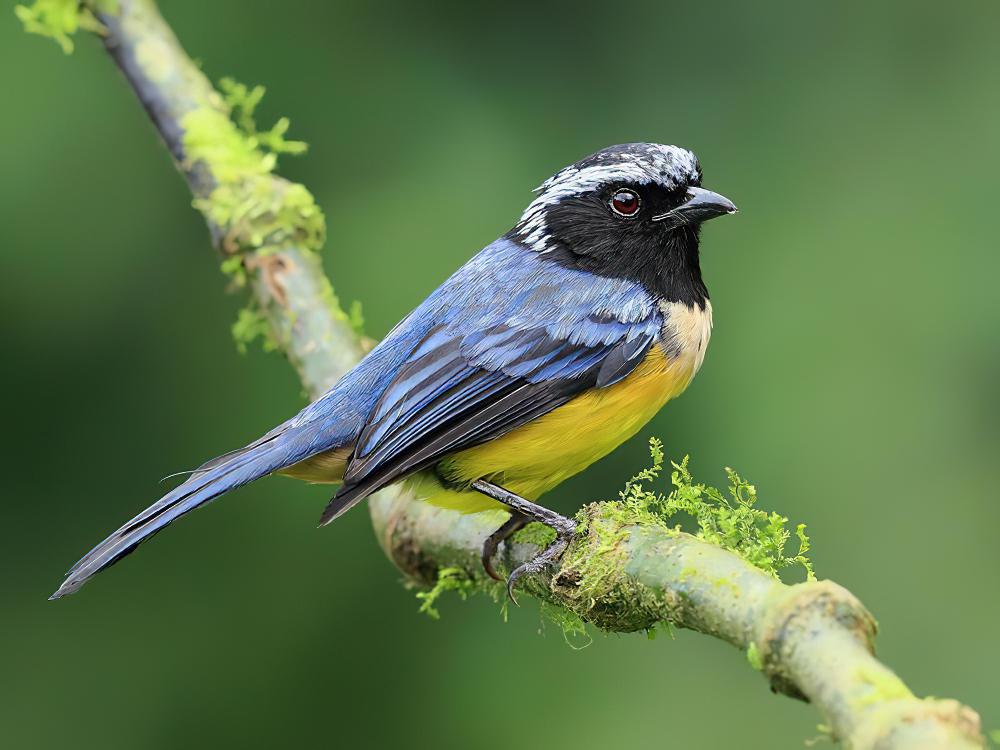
[32,1,987,746]
[95,0,364,395]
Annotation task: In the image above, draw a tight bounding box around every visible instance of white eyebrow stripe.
[515,144,701,253]
[538,163,657,196]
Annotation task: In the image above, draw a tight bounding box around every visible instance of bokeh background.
[2,1,998,747]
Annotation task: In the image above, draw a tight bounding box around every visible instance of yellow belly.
[427,343,697,510]
[284,340,702,514]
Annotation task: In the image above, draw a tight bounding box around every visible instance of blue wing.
[320,238,661,523]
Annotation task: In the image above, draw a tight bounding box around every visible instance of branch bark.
[50,1,987,746]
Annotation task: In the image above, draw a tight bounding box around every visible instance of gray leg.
[471,479,577,604]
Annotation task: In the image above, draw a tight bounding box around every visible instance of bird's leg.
[471,479,577,604]
[481,510,528,583]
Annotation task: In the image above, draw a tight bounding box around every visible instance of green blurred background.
[2,1,998,747]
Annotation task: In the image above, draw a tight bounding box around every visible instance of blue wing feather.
[321,238,661,523]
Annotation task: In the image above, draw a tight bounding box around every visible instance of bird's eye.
[610,188,640,217]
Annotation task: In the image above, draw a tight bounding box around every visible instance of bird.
[50,142,737,601]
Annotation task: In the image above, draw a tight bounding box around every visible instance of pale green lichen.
[133,33,175,85]
[805,724,834,746]
[14,0,117,54]
[851,664,914,708]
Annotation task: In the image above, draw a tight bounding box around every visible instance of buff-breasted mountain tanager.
[51,143,737,601]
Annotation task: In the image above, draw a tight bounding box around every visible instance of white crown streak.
[515,144,700,253]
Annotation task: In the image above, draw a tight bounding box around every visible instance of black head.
[512,143,736,308]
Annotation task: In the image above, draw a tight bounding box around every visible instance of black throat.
[511,219,709,310]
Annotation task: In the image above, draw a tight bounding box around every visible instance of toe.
[481,550,503,582]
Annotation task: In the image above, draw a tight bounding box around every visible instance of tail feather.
[51,426,326,599]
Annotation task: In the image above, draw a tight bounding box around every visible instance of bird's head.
[512,143,736,306]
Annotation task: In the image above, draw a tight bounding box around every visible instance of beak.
[651,186,738,225]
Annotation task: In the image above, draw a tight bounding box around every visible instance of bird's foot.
[471,479,577,604]
[503,515,576,605]
[481,511,528,582]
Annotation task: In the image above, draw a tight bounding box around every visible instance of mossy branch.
[22,1,987,747]
[368,464,985,749]
[63,0,363,395]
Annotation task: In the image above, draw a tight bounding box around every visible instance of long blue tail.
[50,423,330,599]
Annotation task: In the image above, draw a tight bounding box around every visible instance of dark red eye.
[610,188,640,217]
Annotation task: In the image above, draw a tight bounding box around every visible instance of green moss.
[220,255,247,288]
[415,567,476,620]
[15,0,116,54]
[414,566,505,620]
[232,306,278,354]
[658,452,815,580]
[546,438,816,634]
[318,276,353,327]
[593,439,816,582]
[219,77,307,157]
[512,522,557,548]
[747,642,763,671]
[347,300,366,338]
[177,78,329,353]
[559,504,637,606]
[556,440,672,612]
[181,79,324,262]
[539,602,592,649]
[549,499,672,633]
[645,620,676,641]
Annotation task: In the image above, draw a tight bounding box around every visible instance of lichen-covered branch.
[370,495,985,748]
[20,1,987,747]
[93,0,364,395]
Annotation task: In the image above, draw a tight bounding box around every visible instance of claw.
[470,478,577,604]
[481,511,528,582]
[506,576,520,607]
[483,555,503,584]
[503,519,575,604]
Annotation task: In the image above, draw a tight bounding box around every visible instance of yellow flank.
[279,446,350,484]
[426,342,699,512]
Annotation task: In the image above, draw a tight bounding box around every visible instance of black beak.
[651,187,738,226]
